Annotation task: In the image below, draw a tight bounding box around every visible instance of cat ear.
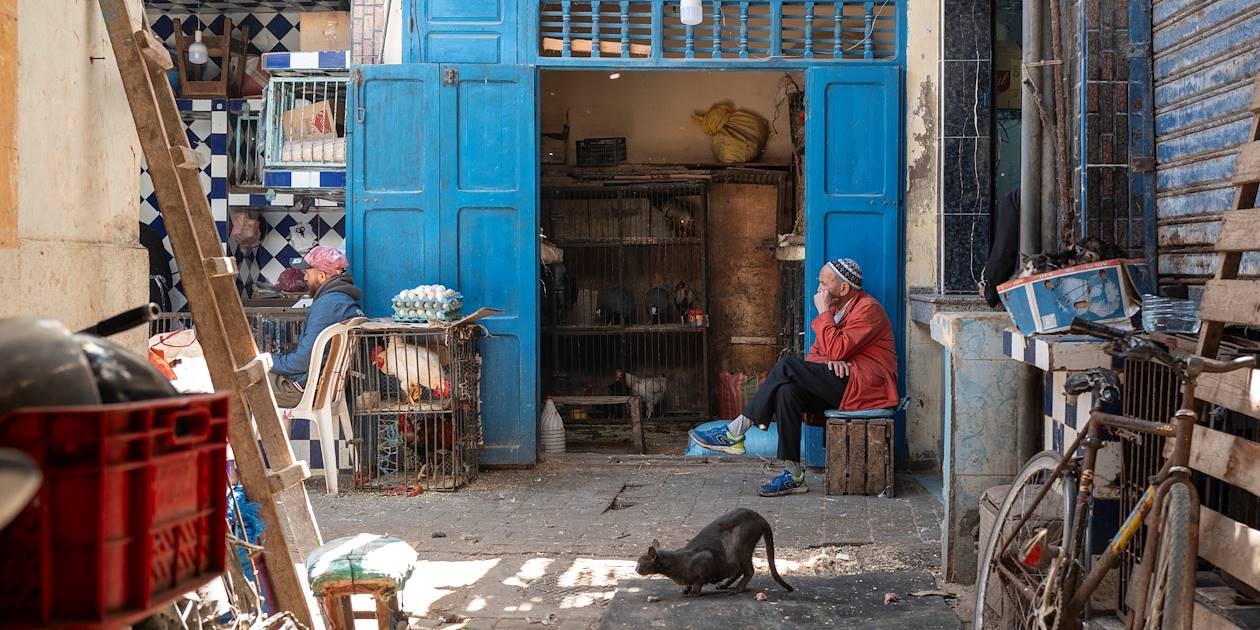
[651,538,660,549]
[647,546,657,559]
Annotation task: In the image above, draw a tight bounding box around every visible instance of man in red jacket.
[690,258,899,496]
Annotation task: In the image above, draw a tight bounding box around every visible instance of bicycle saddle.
[1064,368,1121,404]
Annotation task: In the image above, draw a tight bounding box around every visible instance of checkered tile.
[148,11,304,59]
[145,1,347,10]
[234,206,346,291]
[287,416,354,471]
[139,100,229,312]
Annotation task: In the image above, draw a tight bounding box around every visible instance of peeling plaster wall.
[904,0,943,472]
[0,0,148,350]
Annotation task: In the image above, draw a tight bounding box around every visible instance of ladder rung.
[170,145,203,170]
[136,29,173,71]
[1234,141,1260,185]
[235,355,271,388]
[1251,79,1260,114]
[267,461,312,493]
[207,256,237,277]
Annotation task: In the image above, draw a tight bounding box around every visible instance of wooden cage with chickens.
[540,179,710,426]
[347,321,483,492]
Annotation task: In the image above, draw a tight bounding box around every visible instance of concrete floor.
[309,453,961,629]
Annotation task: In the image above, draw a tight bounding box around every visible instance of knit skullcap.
[827,258,862,289]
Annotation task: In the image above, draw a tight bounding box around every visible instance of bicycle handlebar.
[1193,354,1257,374]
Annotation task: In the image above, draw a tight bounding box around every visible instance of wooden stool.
[823,398,909,497]
[306,534,418,630]
[551,395,644,453]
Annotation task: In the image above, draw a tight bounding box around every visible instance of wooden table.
[551,395,644,454]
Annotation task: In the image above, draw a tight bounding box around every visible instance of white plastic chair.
[276,316,366,494]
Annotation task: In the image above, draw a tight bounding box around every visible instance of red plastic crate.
[0,394,231,628]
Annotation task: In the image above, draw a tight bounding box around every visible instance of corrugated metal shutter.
[1153,0,1260,295]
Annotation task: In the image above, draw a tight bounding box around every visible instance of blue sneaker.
[758,470,808,497]
[689,425,746,455]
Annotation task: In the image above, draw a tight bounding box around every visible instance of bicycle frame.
[995,357,1221,630]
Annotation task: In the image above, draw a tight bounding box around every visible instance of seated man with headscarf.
[690,258,899,496]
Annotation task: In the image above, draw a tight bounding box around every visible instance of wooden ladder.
[96,1,321,624]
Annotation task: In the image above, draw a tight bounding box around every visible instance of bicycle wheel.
[974,451,1077,629]
[1143,482,1194,630]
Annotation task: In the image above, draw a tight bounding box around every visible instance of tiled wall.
[940,0,993,293]
[139,9,347,311]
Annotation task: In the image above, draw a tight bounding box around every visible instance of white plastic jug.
[540,398,566,454]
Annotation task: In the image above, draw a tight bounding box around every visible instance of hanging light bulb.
[187,15,209,65]
[680,0,703,26]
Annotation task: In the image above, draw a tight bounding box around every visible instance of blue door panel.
[805,66,905,462]
[440,64,538,466]
[430,0,501,20]
[349,64,441,317]
[405,0,518,64]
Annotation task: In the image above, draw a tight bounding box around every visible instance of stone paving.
[309,454,950,629]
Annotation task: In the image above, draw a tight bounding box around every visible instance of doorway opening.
[538,69,805,453]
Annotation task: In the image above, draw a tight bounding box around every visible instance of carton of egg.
[391,284,463,323]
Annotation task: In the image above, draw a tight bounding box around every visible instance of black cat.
[634,508,793,597]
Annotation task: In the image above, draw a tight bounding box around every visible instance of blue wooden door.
[349,63,538,466]
[804,66,905,459]
[348,64,442,316]
[437,64,538,466]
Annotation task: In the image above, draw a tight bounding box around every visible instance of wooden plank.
[1215,210,1260,252]
[1251,77,1260,113]
[629,395,644,454]
[848,421,867,494]
[170,145,202,170]
[1198,507,1260,595]
[1186,424,1260,498]
[1194,585,1260,630]
[0,0,15,249]
[1196,368,1260,418]
[866,421,887,495]
[826,420,847,494]
[1233,141,1260,186]
[1200,280,1260,325]
[542,36,652,57]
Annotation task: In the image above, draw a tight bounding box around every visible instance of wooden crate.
[825,418,894,496]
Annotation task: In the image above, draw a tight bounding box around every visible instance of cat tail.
[763,526,794,592]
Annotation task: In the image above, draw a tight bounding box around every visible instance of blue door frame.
[354,1,907,466]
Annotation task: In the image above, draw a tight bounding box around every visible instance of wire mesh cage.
[352,0,392,65]
[230,105,263,188]
[263,77,349,169]
[149,310,306,356]
[541,180,709,420]
[347,322,483,492]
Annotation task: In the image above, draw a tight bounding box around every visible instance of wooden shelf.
[551,237,702,248]
[543,324,707,334]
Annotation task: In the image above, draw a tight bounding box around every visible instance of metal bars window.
[539,0,898,61]
[263,77,349,170]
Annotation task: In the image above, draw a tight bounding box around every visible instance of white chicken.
[616,370,668,419]
[370,337,450,405]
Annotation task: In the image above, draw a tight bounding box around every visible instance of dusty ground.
[308,452,958,629]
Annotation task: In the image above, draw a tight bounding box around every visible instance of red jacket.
[805,291,899,411]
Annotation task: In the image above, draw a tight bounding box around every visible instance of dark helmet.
[0,318,176,418]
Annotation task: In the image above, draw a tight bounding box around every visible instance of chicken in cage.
[540,180,711,422]
[348,323,482,492]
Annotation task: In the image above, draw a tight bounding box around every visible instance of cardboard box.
[300,11,350,52]
[998,259,1152,336]
[282,101,338,140]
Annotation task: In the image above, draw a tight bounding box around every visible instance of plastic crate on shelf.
[575,137,627,166]
[0,394,231,627]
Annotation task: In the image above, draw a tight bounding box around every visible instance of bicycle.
[972,318,1256,630]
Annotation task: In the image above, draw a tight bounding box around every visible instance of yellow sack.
[692,103,769,164]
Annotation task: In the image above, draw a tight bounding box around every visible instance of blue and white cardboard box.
[998,259,1151,336]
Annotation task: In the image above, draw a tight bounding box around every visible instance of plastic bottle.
[1140,294,1201,334]
[540,398,566,454]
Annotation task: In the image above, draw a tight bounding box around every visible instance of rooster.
[616,370,668,419]
[370,337,450,405]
